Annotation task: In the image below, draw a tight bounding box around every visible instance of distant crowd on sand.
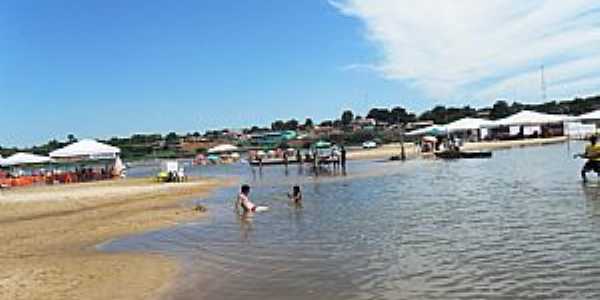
[249,144,347,169]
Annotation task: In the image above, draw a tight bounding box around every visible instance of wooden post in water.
[400,125,406,161]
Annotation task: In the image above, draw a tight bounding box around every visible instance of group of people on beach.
[235,184,302,213]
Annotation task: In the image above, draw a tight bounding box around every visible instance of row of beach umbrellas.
[1,139,121,167]
[407,110,578,137]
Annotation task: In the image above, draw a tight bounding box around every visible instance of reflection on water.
[104,141,600,299]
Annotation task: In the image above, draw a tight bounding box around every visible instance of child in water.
[236,184,268,213]
[288,185,303,204]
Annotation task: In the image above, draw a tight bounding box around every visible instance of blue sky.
[0,0,414,146]
[2,1,600,146]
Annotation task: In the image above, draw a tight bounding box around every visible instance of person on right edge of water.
[578,135,600,182]
[287,185,303,204]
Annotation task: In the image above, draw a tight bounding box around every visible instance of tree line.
[265,95,600,131]
[3,94,600,159]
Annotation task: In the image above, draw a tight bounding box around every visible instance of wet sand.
[0,178,231,300]
[346,143,419,160]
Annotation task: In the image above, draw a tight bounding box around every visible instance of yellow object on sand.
[157,171,169,181]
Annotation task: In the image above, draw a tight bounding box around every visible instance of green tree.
[320,120,334,127]
[67,134,77,144]
[271,120,285,131]
[165,132,179,144]
[367,108,391,124]
[341,110,354,126]
[390,106,416,124]
[283,119,299,130]
[490,100,512,120]
[304,118,314,129]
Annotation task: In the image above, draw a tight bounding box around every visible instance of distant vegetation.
[3,95,600,160]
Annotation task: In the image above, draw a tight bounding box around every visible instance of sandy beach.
[0,177,230,300]
[346,143,420,161]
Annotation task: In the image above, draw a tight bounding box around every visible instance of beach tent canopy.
[485,110,569,127]
[445,117,494,132]
[422,136,438,142]
[576,110,600,121]
[406,125,447,136]
[207,144,238,154]
[1,152,52,167]
[50,139,120,160]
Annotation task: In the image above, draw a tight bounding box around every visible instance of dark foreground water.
[103,142,600,300]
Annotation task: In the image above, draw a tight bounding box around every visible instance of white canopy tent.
[484,110,569,127]
[50,139,120,160]
[207,144,239,154]
[576,110,600,121]
[1,152,52,167]
[445,117,495,133]
[406,125,447,136]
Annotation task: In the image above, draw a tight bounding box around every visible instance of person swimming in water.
[288,185,302,204]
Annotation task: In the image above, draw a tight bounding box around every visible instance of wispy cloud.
[332,0,600,103]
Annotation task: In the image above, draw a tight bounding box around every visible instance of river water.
[103,141,600,299]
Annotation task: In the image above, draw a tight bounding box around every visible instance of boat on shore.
[434,150,492,159]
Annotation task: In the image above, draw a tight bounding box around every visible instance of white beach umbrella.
[486,110,569,127]
[445,117,495,133]
[576,110,600,121]
[406,125,448,136]
[1,152,52,167]
[50,139,120,159]
[207,144,238,154]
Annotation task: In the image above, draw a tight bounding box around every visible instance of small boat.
[435,150,492,159]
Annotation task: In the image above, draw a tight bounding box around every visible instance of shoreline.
[0,177,233,300]
[346,137,569,161]
[462,136,568,151]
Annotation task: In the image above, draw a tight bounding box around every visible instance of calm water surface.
[104,142,600,299]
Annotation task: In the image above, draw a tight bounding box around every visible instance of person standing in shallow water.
[235,184,269,213]
[236,185,257,213]
[340,145,347,168]
[288,185,302,204]
[580,136,600,182]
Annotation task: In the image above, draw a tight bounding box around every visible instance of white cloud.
[333,0,600,103]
